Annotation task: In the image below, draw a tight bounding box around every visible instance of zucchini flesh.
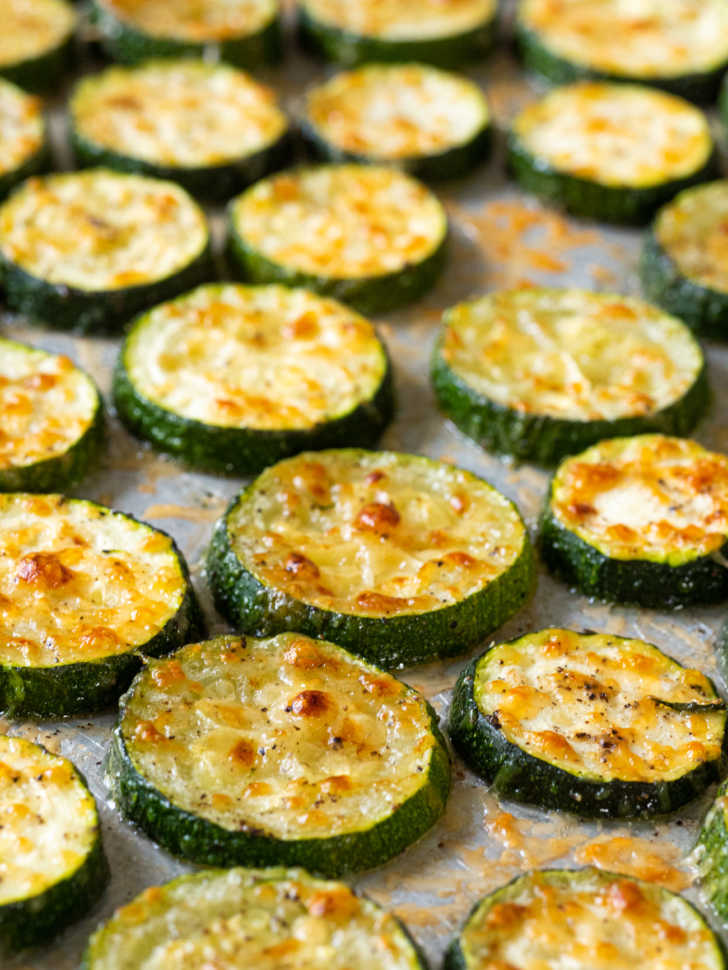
[0,493,203,717]
[82,867,426,970]
[207,448,534,668]
[0,79,47,199]
[448,628,726,818]
[108,633,450,875]
[541,434,728,607]
[445,867,725,970]
[114,283,393,474]
[432,287,708,465]
[0,0,75,92]
[0,735,108,954]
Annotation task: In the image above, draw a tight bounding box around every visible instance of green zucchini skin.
[448,651,726,819]
[697,780,728,924]
[0,33,74,94]
[90,1,282,68]
[431,335,709,467]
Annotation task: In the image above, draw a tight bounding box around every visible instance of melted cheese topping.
[475,628,725,782]
[0,735,97,906]
[122,633,440,839]
[86,868,421,970]
[305,65,488,161]
[0,0,74,68]
[97,0,277,41]
[301,0,495,40]
[513,82,712,188]
[227,449,526,616]
[519,0,728,78]
[125,284,387,431]
[461,868,722,970]
[0,340,98,469]
[551,434,728,562]
[440,288,703,421]
[0,494,186,667]
[231,165,446,279]
[0,170,207,292]
[0,80,43,177]
[72,61,287,170]
[654,180,728,294]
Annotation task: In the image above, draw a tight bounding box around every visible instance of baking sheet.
[7,9,728,968]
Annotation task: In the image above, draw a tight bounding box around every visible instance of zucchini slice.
[0,735,108,954]
[92,0,281,68]
[70,60,291,202]
[207,449,534,668]
[227,164,448,314]
[82,867,427,970]
[540,434,728,608]
[445,867,726,970]
[449,628,726,818]
[432,287,709,465]
[298,0,497,68]
[516,0,728,102]
[107,633,450,875]
[641,180,728,339]
[1,0,75,92]
[696,778,728,924]
[114,283,394,475]
[0,339,103,492]
[0,79,47,201]
[0,169,211,334]
[302,63,491,180]
[509,81,716,224]
[0,493,203,718]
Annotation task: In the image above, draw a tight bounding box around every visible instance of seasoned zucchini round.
[298,0,497,68]
[0,493,203,718]
[108,633,450,875]
[0,735,108,954]
[302,63,491,180]
[227,164,448,314]
[641,180,728,339]
[208,449,534,668]
[445,867,726,970]
[696,778,728,924]
[70,60,290,202]
[0,169,211,334]
[540,434,728,608]
[449,628,726,818]
[509,81,716,224]
[1,0,75,92]
[92,0,281,68]
[516,0,728,102]
[432,287,709,465]
[0,79,47,201]
[0,339,104,492]
[114,284,394,475]
[82,867,427,970]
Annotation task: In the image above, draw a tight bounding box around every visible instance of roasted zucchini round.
[114,283,394,475]
[0,169,211,334]
[92,0,281,69]
[1,0,75,92]
[516,0,728,102]
[0,735,108,955]
[82,867,428,970]
[108,633,450,875]
[449,628,726,818]
[509,81,716,224]
[208,449,534,668]
[445,867,726,970]
[540,434,728,608]
[697,778,728,924]
[302,63,491,180]
[0,339,103,492]
[227,164,448,314]
[432,287,708,465]
[641,180,728,339]
[0,79,47,201]
[70,60,291,202]
[0,493,203,718]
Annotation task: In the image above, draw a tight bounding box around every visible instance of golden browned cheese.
[654,180,728,294]
[99,0,277,41]
[0,79,44,176]
[0,0,74,68]
[302,0,495,39]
